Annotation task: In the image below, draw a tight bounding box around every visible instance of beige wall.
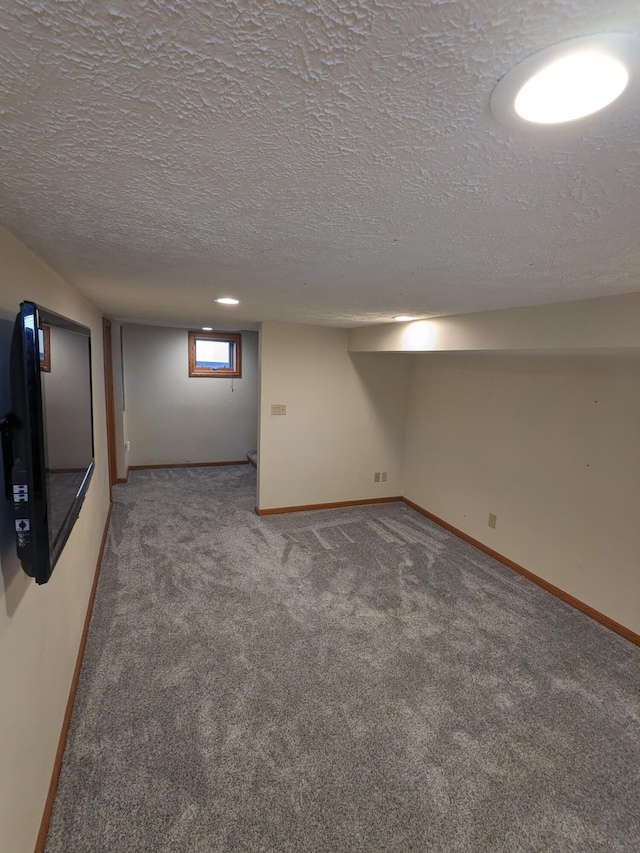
[349,293,640,353]
[257,322,410,510]
[0,227,110,853]
[403,353,640,634]
[123,323,258,466]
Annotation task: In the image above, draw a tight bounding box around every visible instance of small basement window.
[188,330,242,378]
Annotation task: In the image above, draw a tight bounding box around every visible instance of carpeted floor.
[46,466,640,852]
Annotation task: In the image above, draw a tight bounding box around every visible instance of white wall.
[403,353,640,634]
[257,322,410,510]
[124,323,258,466]
[0,226,110,853]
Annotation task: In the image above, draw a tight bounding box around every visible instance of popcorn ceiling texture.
[1,1,639,327]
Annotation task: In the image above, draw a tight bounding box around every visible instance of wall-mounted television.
[1,301,94,584]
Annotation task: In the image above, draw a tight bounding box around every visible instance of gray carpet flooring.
[46,466,640,852]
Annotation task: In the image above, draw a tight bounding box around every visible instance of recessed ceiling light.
[394,315,417,322]
[491,34,636,128]
[515,53,627,124]
[215,297,239,305]
[202,326,213,331]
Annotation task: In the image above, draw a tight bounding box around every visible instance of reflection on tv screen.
[41,325,93,556]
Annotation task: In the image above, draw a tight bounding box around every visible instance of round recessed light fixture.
[490,34,636,128]
[515,53,627,123]
[215,297,239,305]
[394,315,417,322]
[202,326,213,331]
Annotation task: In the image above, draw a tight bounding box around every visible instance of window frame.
[188,330,242,378]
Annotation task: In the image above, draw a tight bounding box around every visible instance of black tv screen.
[3,301,94,584]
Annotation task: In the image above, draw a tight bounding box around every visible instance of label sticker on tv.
[13,485,28,501]
[15,519,30,532]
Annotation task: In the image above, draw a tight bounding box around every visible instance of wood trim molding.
[116,468,130,484]
[256,496,402,516]
[401,497,640,648]
[129,460,249,471]
[34,503,113,853]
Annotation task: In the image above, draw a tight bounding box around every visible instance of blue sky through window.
[195,338,231,369]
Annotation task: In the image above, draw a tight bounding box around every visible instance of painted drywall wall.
[403,353,640,634]
[123,324,258,466]
[0,226,110,853]
[257,322,410,510]
[349,293,640,353]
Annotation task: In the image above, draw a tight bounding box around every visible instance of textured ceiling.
[1,1,639,328]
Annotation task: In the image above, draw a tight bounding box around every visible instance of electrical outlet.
[125,441,131,451]
[381,472,387,482]
[271,404,286,415]
[488,513,497,529]
[374,472,381,483]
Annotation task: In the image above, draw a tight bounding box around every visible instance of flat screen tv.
[1,301,94,584]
